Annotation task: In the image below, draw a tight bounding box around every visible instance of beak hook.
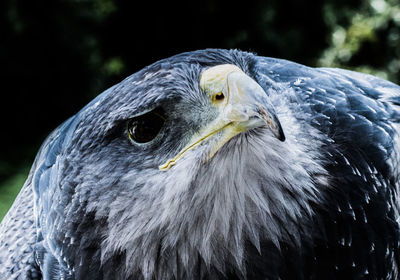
[257,105,285,142]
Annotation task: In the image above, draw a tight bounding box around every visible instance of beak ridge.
[225,71,285,142]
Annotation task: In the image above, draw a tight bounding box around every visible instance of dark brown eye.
[127,108,166,143]
[215,92,225,101]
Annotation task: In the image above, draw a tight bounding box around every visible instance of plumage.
[1,49,400,279]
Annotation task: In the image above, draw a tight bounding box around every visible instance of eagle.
[1,49,400,280]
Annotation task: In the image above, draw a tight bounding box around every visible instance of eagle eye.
[127,108,166,143]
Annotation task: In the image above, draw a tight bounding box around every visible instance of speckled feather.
[0,49,400,279]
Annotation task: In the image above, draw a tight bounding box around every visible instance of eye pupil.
[127,108,165,143]
[215,92,224,101]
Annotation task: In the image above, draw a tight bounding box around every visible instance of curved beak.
[223,70,285,142]
[159,64,285,171]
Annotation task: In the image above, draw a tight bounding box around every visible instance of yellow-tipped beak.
[159,64,284,171]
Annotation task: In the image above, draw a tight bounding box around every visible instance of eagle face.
[59,50,325,279]
[1,49,400,280]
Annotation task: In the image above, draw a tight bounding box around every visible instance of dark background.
[1,0,399,218]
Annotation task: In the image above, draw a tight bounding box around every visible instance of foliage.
[0,168,28,220]
[319,0,400,82]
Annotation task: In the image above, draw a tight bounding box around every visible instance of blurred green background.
[1,0,399,220]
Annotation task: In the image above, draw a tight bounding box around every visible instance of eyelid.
[152,111,167,121]
[127,105,161,119]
